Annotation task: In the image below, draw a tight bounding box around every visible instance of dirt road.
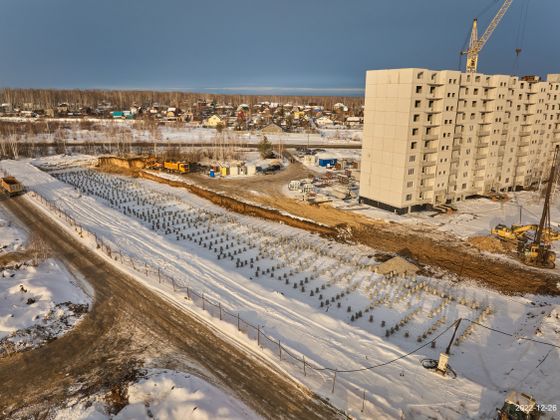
[0,195,342,419]
[142,163,560,296]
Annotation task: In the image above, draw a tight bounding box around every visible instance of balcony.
[519,131,531,137]
[517,152,528,157]
[477,142,490,148]
[475,176,485,182]
[477,130,491,137]
[422,134,438,141]
[419,184,434,192]
[519,140,530,147]
[421,172,435,179]
[422,160,436,167]
[423,147,438,154]
[501,129,508,135]
[554,128,560,134]
[453,132,463,139]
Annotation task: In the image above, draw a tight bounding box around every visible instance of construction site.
[0,0,559,419]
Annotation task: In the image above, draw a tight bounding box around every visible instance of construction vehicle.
[1,176,23,197]
[516,146,560,268]
[163,161,190,174]
[492,224,560,243]
[461,0,513,73]
[497,391,540,420]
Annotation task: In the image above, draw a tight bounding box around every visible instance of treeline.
[0,88,363,110]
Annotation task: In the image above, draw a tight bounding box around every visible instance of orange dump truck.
[1,177,23,196]
[163,162,190,174]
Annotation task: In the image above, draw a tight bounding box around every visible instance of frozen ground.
[55,368,259,420]
[0,211,25,254]
[1,157,559,419]
[2,122,362,146]
[0,207,90,356]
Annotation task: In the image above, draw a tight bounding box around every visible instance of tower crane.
[462,0,514,73]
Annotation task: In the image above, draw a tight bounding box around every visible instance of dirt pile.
[467,236,507,253]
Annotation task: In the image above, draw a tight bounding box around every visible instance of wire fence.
[25,189,330,382]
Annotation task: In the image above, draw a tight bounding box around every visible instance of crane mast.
[464,0,514,73]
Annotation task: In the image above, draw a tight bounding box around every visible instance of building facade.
[359,68,560,214]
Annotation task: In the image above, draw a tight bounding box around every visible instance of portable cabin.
[318,158,337,168]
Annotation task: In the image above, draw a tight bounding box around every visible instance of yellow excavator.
[492,224,560,243]
[492,146,560,268]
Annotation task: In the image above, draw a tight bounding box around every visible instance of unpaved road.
[0,195,342,419]
[152,162,560,296]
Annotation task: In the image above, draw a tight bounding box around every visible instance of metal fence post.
[331,371,337,394]
[237,313,240,331]
[219,303,222,320]
[303,355,306,376]
[257,326,260,347]
[278,340,282,360]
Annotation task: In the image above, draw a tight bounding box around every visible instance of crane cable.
[513,0,531,74]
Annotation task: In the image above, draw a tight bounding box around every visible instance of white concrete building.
[359,68,560,213]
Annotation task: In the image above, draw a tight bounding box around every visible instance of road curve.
[0,195,343,419]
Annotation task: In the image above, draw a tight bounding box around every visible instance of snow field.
[55,368,259,420]
[2,158,559,419]
[0,207,91,355]
[53,168,492,354]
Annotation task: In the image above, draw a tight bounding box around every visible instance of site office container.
[318,158,337,167]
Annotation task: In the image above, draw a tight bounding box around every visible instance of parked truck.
[163,161,190,174]
[1,177,23,196]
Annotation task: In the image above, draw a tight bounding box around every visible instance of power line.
[465,318,560,350]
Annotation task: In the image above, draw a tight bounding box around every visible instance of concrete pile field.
[53,169,492,347]
[1,158,559,419]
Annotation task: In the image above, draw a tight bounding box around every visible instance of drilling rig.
[517,146,560,269]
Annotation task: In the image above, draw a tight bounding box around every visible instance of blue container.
[318,158,337,167]
[209,169,215,177]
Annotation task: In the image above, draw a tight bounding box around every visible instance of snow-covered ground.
[1,122,362,146]
[0,207,90,356]
[1,157,559,419]
[0,212,25,254]
[55,369,259,420]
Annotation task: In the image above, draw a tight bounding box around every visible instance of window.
[416,86,422,93]
[414,100,421,108]
[406,181,414,188]
[410,141,417,149]
[408,168,415,175]
[409,155,416,162]
[412,128,419,136]
[417,72,424,79]
[405,194,412,201]
[413,114,420,122]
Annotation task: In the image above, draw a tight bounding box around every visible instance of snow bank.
[55,369,259,420]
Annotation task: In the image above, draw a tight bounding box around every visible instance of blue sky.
[0,0,558,95]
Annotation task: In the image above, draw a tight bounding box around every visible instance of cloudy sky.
[0,0,558,95]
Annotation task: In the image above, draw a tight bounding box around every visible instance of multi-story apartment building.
[359,68,560,214]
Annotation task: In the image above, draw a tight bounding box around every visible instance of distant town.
[0,89,364,132]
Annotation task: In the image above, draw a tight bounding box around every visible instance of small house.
[261,123,283,133]
[205,115,223,128]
